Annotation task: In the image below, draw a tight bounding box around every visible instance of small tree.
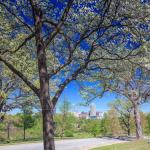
[107,109,123,136]
[145,114,150,135]
[17,105,35,140]
[55,113,76,138]
[55,97,76,138]
[86,119,101,137]
[109,99,133,136]
[1,114,20,141]
[100,114,108,136]
[59,97,71,117]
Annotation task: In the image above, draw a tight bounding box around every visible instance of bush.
[64,130,73,137]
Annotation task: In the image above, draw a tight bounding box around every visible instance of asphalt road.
[0,138,126,150]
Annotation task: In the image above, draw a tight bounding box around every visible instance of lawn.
[92,140,150,150]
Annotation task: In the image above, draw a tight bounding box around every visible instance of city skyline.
[57,81,150,113]
[72,103,104,119]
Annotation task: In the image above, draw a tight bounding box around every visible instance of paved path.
[0,138,127,150]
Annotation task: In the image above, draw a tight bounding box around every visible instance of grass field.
[92,140,150,150]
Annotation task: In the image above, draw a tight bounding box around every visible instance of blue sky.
[7,0,150,114]
[10,80,150,114]
[58,81,150,113]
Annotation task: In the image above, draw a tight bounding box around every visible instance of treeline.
[0,109,150,143]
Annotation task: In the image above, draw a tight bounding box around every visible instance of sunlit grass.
[92,140,150,150]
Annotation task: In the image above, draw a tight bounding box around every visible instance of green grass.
[92,140,150,150]
[0,137,43,145]
[73,132,93,138]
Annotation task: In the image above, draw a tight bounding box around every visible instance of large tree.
[0,0,149,149]
[102,68,150,139]
[84,67,150,139]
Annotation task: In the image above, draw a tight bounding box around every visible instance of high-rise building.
[89,103,96,118]
[72,103,104,120]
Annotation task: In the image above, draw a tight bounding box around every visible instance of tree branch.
[0,2,33,33]
[44,0,74,48]
[0,57,40,97]
[1,33,35,55]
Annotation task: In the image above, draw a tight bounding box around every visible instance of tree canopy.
[0,0,149,149]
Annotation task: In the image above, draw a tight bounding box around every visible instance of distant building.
[79,112,89,119]
[72,103,104,120]
[89,104,96,118]
[96,111,104,119]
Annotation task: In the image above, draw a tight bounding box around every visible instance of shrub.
[64,130,74,137]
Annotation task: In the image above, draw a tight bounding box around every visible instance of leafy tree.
[100,114,108,136]
[76,118,87,133]
[55,98,76,138]
[0,114,21,141]
[109,99,133,136]
[140,112,148,135]
[59,97,71,117]
[23,107,35,140]
[146,114,150,135]
[81,65,150,139]
[0,60,38,122]
[0,65,19,121]
[107,71,150,139]
[106,109,123,136]
[54,113,76,138]
[85,119,101,137]
[16,105,35,140]
[0,1,149,149]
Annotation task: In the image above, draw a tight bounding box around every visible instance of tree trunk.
[23,121,26,140]
[37,44,55,150]
[33,5,55,150]
[133,103,143,140]
[37,42,55,150]
[7,123,10,140]
[127,118,131,136]
[127,127,130,137]
[42,104,55,150]
[35,21,55,150]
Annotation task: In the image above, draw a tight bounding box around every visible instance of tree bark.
[37,38,55,150]
[127,127,130,137]
[127,117,131,136]
[32,4,55,150]
[133,103,143,140]
[23,121,26,140]
[7,123,10,140]
[37,45,55,150]
[42,104,55,150]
